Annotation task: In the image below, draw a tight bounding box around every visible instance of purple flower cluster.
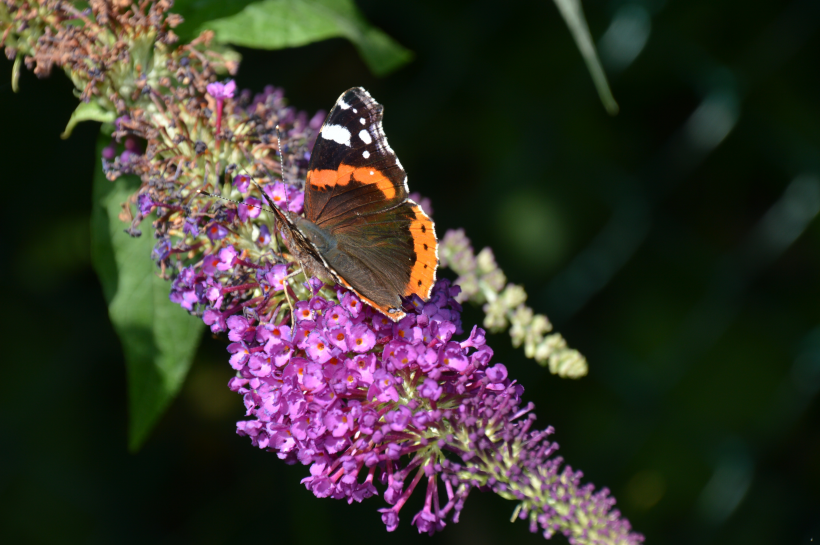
[176,255,642,542]
[227,278,503,526]
[444,382,643,544]
[141,80,640,542]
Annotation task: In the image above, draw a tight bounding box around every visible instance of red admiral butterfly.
[262,87,439,322]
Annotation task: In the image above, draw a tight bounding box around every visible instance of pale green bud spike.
[439,229,589,378]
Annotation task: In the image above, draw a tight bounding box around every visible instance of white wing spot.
[360,118,366,125]
[370,170,374,175]
[358,129,372,145]
[338,99,351,110]
[353,108,358,113]
[321,124,351,146]
[363,150,370,159]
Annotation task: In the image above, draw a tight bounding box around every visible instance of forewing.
[305,88,409,228]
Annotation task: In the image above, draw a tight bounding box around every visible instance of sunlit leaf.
[200,0,413,76]
[170,0,259,43]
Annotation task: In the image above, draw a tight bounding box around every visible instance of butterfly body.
[268,88,438,321]
[291,214,337,256]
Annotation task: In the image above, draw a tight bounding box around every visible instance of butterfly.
[261,87,439,322]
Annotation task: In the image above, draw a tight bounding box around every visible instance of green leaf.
[170,0,260,43]
[552,0,619,115]
[61,101,116,139]
[200,0,413,76]
[90,130,204,451]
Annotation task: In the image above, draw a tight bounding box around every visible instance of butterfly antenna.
[276,124,287,184]
[196,189,276,215]
[253,179,295,260]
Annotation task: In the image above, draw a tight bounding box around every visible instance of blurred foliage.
[90,132,204,451]
[1,0,819,544]
[553,0,619,114]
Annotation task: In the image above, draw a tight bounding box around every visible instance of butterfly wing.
[305,88,409,227]
[323,201,437,320]
[258,187,337,284]
[302,87,438,321]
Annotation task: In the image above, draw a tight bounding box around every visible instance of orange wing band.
[404,203,438,300]
[308,165,397,200]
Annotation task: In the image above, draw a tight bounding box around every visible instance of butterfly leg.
[280,267,299,329]
[279,266,311,328]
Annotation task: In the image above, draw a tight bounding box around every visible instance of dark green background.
[2,0,819,543]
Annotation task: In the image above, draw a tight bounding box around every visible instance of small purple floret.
[206,79,236,100]
[233,174,251,193]
[138,193,154,215]
[183,217,199,237]
[238,197,261,222]
[206,223,228,242]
